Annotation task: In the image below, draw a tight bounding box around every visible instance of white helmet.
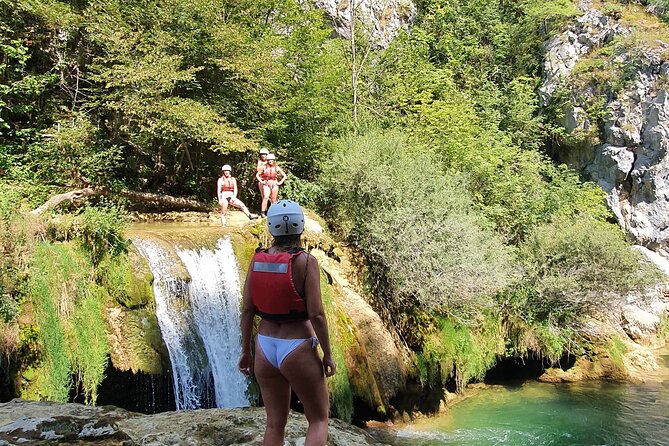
[259,147,270,155]
[267,153,276,161]
[267,200,304,236]
[222,164,232,172]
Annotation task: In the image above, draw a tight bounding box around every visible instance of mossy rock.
[106,305,167,375]
[100,248,155,309]
[125,247,154,308]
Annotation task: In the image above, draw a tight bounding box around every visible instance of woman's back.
[256,246,315,339]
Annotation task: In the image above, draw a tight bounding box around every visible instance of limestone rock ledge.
[0,399,389,446]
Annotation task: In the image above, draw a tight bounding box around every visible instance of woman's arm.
[238,261,255,375]
[255,167,264,183]
[233,178,239,198]
[277,167,287,185]
[303,254,336,377]
[216,177,223,203]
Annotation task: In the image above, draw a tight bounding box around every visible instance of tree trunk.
[350,0,358,133]
[30,188,212,215]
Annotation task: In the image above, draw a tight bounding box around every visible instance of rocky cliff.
[313,0,416,48]
[541,0,669,272]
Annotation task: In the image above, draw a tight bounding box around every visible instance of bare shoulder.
[292,250,318,269]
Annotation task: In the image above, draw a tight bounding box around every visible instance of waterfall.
[133,236,249,410]
[177,239,249,408]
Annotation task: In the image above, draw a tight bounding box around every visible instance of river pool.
[394,352,669,446]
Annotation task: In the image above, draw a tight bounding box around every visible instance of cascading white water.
[133,236,249,410]
[177,238,249,408]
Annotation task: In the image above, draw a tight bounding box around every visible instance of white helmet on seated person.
[267,200,304,236]
[222,164,232,172]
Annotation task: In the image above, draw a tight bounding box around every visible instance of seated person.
[218,164,258,226]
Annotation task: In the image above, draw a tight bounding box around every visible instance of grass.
[422,315,504,393]
[321,272,354,422]
[26,242,109,404]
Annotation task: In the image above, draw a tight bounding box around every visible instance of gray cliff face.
[540,5,631,104]
[541,1,669,267]
[313,0,416,48]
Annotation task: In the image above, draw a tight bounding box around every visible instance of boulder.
[0,399,390,446]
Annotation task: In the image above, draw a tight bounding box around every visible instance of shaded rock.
[311,240,407,411]
[0,400,389,445]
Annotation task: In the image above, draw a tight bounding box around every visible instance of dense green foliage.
[1,0,665,410]
[1,0,349,203]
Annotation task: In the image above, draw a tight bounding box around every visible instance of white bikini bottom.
[257,334,319,369]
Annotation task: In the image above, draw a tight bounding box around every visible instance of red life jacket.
[250,248,307,321]
[220,177,235,192]
[262,165,277,181]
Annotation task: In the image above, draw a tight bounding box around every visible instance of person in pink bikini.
[256,153,286,217]
[238,200,336,446]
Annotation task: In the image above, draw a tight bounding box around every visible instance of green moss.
[422,314,504,393]
[606,334,628,371]
[231,231,261,282]
[99,249,154,309]
[658,314,669,342]
[321,272,354,423]
[24,241,109,403]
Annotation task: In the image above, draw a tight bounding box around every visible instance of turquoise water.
[397,354,669,446]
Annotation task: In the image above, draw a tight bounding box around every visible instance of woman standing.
[256,153,286,217]
[257,147,269,196]
[238,200,336,446]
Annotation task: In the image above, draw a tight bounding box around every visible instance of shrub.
[422,315,504,392]
[519,216,660,323]
[497,284,577,363]
[319,130,515,321]
[279,175,323,210]
[47,205,128,265]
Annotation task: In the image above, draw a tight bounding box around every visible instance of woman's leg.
[229,197,253,218]
[269,184,279,204]
[261,185,271,215]
[255,339,291,446]
[280,341,329,446]
[219,200,229,226]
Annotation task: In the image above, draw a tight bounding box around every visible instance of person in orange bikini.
[217,164,258,226]
[256,153,286,217]
[238,200,336,446]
